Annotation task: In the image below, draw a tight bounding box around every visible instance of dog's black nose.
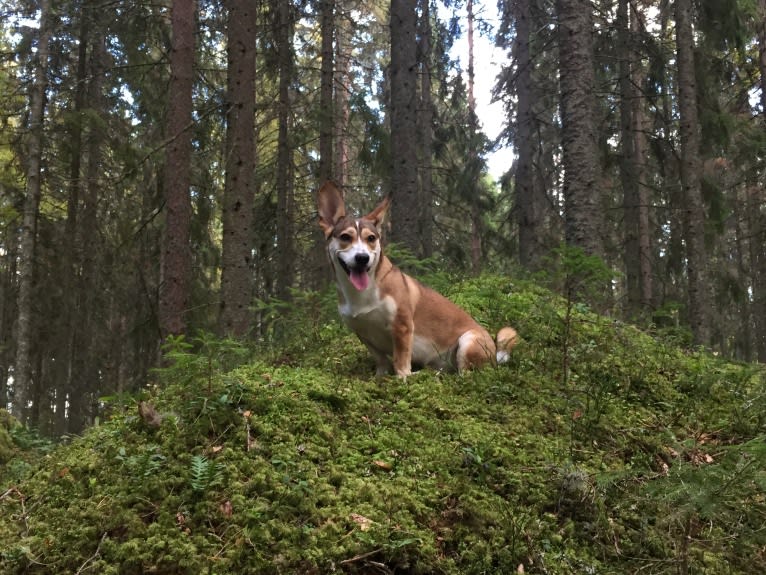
[354,253,370,268]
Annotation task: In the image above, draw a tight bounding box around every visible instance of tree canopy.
[0,0,764,433]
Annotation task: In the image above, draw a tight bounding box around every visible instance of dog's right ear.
[317,181,345,239]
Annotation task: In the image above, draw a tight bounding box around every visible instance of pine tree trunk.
[319,0,334,183]
[633,11,652,312]
[307,0,335,291]
[0,243,15,410]
[69,20,106,434]
[733,185,752,360]
[57,1,90,434]
[675,0,711,346]
[418,0,433,259]
[754,0,766,361]
[14,0,52,423]
[658,4,684,300]
[619,0,651,316]
[467,0,482,275]
[334,10,350,188]
[219,0,256,337]
[276,0,295,300]
[515,0,539,269]
[159,0,195,339]
[556,0,603,258]
[389,0,420,257]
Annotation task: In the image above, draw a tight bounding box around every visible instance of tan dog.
[318,181,517,378]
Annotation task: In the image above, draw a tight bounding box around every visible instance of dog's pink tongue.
[349,270,369,291]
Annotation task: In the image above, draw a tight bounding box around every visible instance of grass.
[1,275,765,574]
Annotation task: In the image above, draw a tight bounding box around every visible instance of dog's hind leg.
[456,329,497,373]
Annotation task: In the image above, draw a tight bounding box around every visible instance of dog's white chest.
[339,289,397,353]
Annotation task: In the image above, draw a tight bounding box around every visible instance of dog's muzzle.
[339,252,371,291]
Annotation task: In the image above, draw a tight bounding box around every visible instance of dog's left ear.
[364,195,391,228]
[317,181,345,239]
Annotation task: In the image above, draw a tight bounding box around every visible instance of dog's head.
[318,181,389,292]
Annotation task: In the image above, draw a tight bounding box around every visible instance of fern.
[189,455,222,494]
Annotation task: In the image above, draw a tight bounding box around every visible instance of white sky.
[446,2,515,182]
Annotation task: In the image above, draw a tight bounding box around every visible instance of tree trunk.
[634,4,652,312]
[619,0,651,316]
[56,0,91,434]
[658,3,684,303]
[0,242,16,411]
[514,0,540,269]
[334,10,350,188]
[70,17,106,434]
[753,0,766,361]
[319,0,334,183]
[219,0,256,337]
[556,0,603,257]
[276,0,295,300]
[389,0,420,257]
[159,0,195,340]
[307,0,335,291]
[418,0,433,259]
[675,0,711,346]
[467,0,482,275]
[14,0,52,423]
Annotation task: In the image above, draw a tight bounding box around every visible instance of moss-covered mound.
[1,276,765,574]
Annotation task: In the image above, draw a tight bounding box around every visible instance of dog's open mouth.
[339,259,370,291]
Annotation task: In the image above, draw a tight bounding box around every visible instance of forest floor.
[1,275,765,574]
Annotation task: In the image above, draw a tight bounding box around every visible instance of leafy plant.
[189,454,223,494]
[154,331,250,392]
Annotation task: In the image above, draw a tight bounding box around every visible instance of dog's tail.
[495,327,518,364]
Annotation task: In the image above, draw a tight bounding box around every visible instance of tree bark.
[418,0,433,258]
[619,0,651,316]
[276,0,295,300]
[467,0,482,275]
[514,0,540,269]
[14,0,52,423]
[56,0,91,434]
[69,17,106,434]
[753,0,766,360]
[389,0,420,257]
[319,0,334,183]
[159,0,195,340]
[334,10,351,188]
[675,0,712,346]
[219,0,256,337]
[556,0,603,257]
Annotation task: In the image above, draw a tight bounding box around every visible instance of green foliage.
[0,410,16,464]
[188,455,223,494]
[541,244,616,309]
[1,278,764,574]
[0,410,56,488]
[154,331,251,391]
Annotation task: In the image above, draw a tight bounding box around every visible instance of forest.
[1,0,766,572]
[0,0,764,433]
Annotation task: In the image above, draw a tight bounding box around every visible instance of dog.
[318,181,517,378]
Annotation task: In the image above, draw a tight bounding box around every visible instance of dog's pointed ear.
[317,181,345,239]
[364,195,390,228]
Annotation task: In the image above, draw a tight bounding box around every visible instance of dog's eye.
[339,233,352,242]
[367,235,376,243]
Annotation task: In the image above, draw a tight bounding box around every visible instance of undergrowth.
[1,275,765,574]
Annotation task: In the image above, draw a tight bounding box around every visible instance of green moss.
[0,426,12,464]
[1,277,765,574]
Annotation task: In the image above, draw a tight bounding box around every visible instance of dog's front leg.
[391,314,414,378]
[369,346,393,378]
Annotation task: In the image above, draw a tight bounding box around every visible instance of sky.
[446,2,515,182]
